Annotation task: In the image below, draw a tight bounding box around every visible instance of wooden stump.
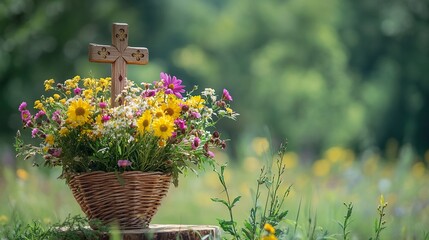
[112,225,220,240]
[58,224,221,240]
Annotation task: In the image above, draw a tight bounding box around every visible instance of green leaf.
[211,197,229,208]
[231,196,242,208]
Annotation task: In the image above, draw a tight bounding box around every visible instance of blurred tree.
[2,0,427,164]
[339,0,429,156]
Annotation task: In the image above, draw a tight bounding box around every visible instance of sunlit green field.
[1,139,428,239]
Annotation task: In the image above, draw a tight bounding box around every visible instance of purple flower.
[52,110,61,124]
[31,128,39,138]
[206,151,215,158]
[99,102,108,109]
[18,102,27,111]
[174,119,187,130]
[190,111,201,119]
[160,72,185,98]
[34,110,46,120]
[222,89,233,101]
[52,148,62,157]
[21,110,32,122]
[142,89,156,98]
[192,137,200,150]
[101,115,110,123]
[74,88,82,95]
[118,160,132,168]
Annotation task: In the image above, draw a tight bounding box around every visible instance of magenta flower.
[18,102,27,111]
[190,111,201,119]
[34,110,46,120]
[74,88,82,95]
[52,110,61,124]
[31,128,39,138]
[174,119,187,130]
[206,151,215,158]
[222,89,233,101]
[160,72,185,98]
[101,115,111,123]
[99,102,108,109]
[192,137,201,150]
[21,110,32,122]
[118,160,132,168]
[142,89,156,98]
[52,148,62,157]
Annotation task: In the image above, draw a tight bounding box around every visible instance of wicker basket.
[67,171,171,230]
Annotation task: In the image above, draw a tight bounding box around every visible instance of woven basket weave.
[67,171,171,230]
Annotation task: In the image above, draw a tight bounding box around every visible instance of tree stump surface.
[112,224,221,240]
[58,224,221,240]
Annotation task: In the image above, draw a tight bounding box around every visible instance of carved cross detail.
[89,23,149,107]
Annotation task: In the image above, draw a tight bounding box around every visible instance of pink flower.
[52,148,62,157]
[52,110,61,124]
[192,137,200,150]
[31,128,39,138]
[18,102,27,111]
[160,72,185,98]
[118,160,132,168]
[34,110,46,120]
[21,110,32,122]
[101,115,110,122]
[74,88,82,95]
[206,151,215,158]
[222,89,233,101]
[190,111,201,119]
[99,102,108,109]
[142,89,156,98]
[175,119,187,130]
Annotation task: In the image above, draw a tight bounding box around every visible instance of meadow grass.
[1,142,429,239]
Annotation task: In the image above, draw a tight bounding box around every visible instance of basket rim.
[69,170,172,176]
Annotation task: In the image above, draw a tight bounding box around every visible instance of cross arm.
[123,47,149,65]
[88,43,120,63]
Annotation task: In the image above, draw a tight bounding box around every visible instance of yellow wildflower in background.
[252,137,269,156]
[262,223,277,240]
[16,168,29,181]
[312,159,331,177]
[264,223,275,234]
[282,152,298,169]
[0,215,8,224]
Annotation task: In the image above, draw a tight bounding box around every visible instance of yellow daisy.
[66,98,93,127]
[162,100,182,119]
[137,110,152,135]
[152,116,175,140]
[153,107,165,118]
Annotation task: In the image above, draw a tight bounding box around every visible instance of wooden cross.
[88,23,149,107]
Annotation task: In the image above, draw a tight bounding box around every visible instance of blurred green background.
[1,0,429,238]
[1,0,429,162]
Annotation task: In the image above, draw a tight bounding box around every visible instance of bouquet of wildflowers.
[15,72,238,186]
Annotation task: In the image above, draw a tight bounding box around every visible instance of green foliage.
[338,202,353,240]
[212,142,291,240]
[0,215,108,240]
